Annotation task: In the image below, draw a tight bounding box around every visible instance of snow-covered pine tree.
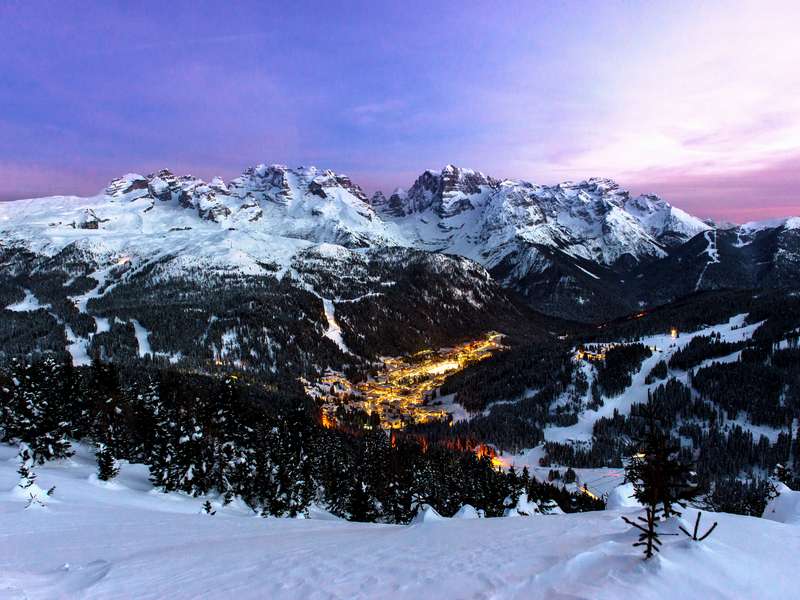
[382,438,418,523]
[88,359,128,460]
[564,467,577,484]
[16,443,37,491]
[96,443,119,481]
[520,466,531,490]
[2,357,75,463]
[16,443,55,508]
[506,465,522,505]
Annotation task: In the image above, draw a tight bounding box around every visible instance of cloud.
[0,162,107,201]
[622,152,800,222]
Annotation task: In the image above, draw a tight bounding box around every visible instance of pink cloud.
[0,163,108,201]
[622,154,800,222]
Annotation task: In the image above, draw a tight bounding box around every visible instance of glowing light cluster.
[317,332,505,430]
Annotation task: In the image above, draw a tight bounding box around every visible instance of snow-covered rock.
[410,504,446,524]
[606,483,642,510]
[503,493,541,517]
[762,482,800,525]
[453,504,481,519]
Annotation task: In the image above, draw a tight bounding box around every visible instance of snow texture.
[0,165,721,294]
[0,443,797,599]
[763,483,800,525]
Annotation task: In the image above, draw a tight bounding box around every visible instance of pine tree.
[626,410,698,519]
[3,357,75,463]
[96,443,119,481]
[621,506,663,560]
[17,444,37,491]
[17,443,55,508]
[520,466,531,491]
[564,467,577,484]
[88,359,127,459]
[623,409,697,559]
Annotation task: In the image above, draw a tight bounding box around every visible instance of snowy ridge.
[0,164,412,289]
[1,163,716,286]
[738,216,800,233]
[373,169,710,282]
[3,162,797,325]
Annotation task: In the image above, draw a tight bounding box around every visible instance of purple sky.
[1,1,798,221]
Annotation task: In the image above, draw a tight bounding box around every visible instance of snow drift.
[0,443,798,599]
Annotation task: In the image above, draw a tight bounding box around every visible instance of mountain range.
[1,163,798,378]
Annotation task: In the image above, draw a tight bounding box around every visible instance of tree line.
[0,356,601,522]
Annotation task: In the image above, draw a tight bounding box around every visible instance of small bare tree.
[679,511,717,542]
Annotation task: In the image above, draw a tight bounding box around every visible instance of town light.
[312,332,505,430]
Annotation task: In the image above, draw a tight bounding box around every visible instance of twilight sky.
[1,1,799,221]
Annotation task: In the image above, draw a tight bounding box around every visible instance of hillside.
[3,164,799,336]
[1,443,798,600]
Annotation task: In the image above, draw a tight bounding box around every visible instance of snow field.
[0,443,798,599]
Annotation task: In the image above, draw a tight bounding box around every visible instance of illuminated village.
[313,331,505,430]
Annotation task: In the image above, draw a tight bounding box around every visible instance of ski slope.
[0,443,798,599]
[489,313,778,498]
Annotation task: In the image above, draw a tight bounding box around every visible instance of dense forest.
[425,290,800,515]
[4,259,800,520]
[0,357,601,522]
[0,244,553,390]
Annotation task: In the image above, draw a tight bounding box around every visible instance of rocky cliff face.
[2,162,797,327]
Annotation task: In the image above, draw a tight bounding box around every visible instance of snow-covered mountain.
[1,161,797,334]
[102,164,406,248]
[627,218,800,308]
[366,166,718,319]
[0,164,413,285]
[0,165,551,381]
[3,163,708,278]
[371,166,709,271]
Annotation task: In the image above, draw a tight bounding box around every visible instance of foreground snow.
[0,445,798,599]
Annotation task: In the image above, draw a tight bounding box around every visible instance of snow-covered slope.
[1,162,796,325]
[622,193,710,246]
[373,167,709,274]
[1,443,797,600]
[763,483,800,525]
[0,165,407,279]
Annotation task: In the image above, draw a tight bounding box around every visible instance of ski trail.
[321,298,352,355]
[695,229,720,291]
[733,227,748,248]
[287,270,356,356]
[130,319,153,358]
[5,288,51,312]
[64,324,92,366]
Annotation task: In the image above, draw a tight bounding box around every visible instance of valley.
[314,331,505,429]
[2,163,799,531]
[5,5,800,598]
